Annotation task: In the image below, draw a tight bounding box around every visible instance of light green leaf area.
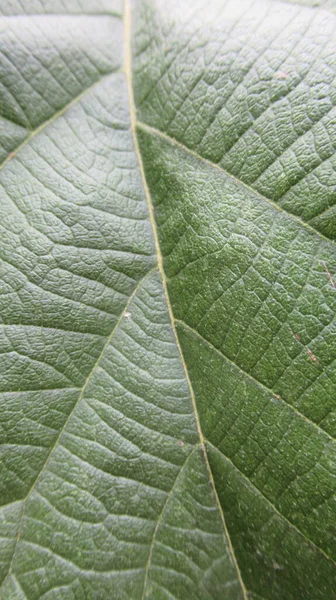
[0,0,335,599]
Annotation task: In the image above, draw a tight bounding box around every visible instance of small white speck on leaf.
[274,71,288,79]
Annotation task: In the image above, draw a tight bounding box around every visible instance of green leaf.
[0,0,335,599]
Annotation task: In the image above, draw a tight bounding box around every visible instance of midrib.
[123,1,249,598]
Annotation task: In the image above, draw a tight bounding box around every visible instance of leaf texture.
[0,0,335,599]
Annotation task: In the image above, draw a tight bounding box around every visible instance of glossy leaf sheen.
[0,0,335,599]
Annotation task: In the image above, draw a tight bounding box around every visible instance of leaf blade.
[0,0,335,597]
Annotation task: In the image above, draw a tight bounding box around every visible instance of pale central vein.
[124,1,248,598]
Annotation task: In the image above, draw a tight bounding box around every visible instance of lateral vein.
[2,266,158,583]
[208,441,336,567]
[0,70,122,172]
[176,319,335,443]
[136,120,336,248]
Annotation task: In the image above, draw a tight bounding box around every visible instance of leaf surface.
[0,0,335,599]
